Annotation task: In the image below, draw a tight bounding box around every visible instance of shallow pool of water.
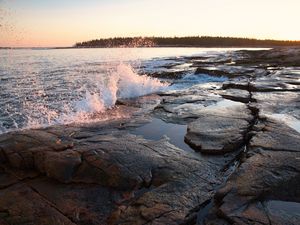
[130,118,194,152]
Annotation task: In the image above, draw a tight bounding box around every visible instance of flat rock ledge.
[0,126,229,225]
[184,104,253,154]
[211,118,300,225]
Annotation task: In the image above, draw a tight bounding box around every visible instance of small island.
[74,36,300,48]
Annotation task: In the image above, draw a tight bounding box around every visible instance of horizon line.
[2,35,300,49]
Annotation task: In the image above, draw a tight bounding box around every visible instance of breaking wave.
[75,63,168,113]
[0,63,168,134]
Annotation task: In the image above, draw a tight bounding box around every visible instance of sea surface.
[0,47,259,134]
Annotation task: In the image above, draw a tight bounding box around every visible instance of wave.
[62,63,168,124]
[0,63,168,134]
[74,63,168,112]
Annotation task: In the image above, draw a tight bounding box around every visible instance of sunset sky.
[0,0,299,47]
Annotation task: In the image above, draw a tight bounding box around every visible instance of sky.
[0,0,300,47]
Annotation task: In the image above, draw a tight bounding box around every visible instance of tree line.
[74,36,300,48]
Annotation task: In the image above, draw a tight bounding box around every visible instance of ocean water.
[0,47,252,134]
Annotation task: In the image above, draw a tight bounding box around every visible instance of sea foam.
[68,63,168,120]
[0,63,168,133]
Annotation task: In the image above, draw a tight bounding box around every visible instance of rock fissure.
[26,183,78,224]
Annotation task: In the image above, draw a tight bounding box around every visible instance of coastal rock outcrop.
[0,123,234,225]
[212,119,300,225]
[0,47,299,225]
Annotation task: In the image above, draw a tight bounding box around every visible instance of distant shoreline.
[1,36,300,49]
[74,36,300,48]
[1,45,300,50]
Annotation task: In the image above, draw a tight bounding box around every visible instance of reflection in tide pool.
[131,118,194,152]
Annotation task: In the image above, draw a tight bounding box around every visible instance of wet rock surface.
[184,103,252,154]
[0,47,300,224]
[212,119,300,225]
[0,125,230,225]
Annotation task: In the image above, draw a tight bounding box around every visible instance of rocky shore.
[0,48,299,225]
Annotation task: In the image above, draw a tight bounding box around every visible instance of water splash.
[73,63,168,114]
[0,62,168,133]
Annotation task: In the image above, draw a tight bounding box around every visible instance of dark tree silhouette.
[74,36,300,48]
